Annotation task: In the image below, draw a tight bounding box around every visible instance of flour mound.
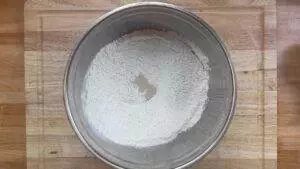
[81,30,210,148]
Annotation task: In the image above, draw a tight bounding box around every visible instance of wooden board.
[24,0,277,168]
[0,0,26,169]
[277,0,300,169]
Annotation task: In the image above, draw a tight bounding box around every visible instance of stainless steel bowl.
[64,2,236,169]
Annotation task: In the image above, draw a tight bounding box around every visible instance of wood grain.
[0,0,26,169]
[277,0,300,168]
[25,0,277,169]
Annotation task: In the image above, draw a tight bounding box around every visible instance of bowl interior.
[65,4,235,169]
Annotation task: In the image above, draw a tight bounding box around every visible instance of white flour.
[81,30,210,148]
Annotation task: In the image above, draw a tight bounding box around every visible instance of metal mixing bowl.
[64,2,236,169]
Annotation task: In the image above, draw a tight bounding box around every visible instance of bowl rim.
[63,2,237,169]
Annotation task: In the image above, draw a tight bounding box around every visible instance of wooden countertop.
[278,0,300,168]
[0,0,26,169]
[0,0,299,169]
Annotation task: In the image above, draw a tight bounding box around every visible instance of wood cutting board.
[24,0,277,168]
